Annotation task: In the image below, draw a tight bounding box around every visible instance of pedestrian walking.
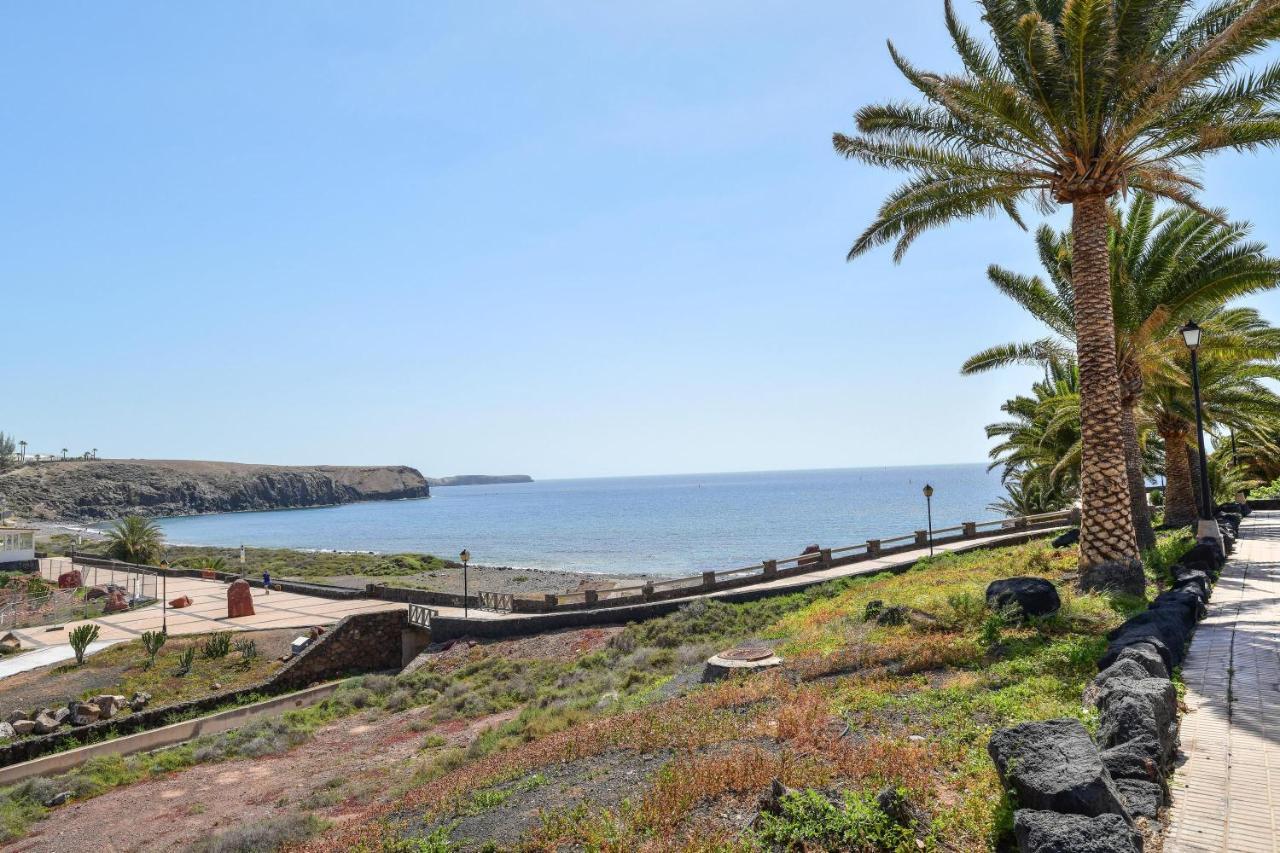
[262,570,271,595]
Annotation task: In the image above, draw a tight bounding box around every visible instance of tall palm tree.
[105,515,165,565]
[963,195,1280,546]
[986,360,1082,508]
[836,0,1280,571]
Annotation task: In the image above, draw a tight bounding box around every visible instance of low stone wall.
[985,513,1240,852]
[67,556,366,601]
[425,529,1066,644]
[0,610,408,769]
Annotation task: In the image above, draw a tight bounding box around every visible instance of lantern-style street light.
[922,484,935,557]
[460,549,471,618]
[1181,321,1220,545]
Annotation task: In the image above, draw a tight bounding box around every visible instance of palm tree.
[986,360,1082,508]
[963,195,1280,546]
[60,448,67,461]
[18,441,26,462]
[105,515,165,565]
[836,0,1280,572]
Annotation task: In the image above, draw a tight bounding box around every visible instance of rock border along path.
[1165,510,1280,852]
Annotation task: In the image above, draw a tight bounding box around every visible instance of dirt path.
[5,702,518,852]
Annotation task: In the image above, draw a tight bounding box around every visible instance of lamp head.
[922,484,934,498]
[460,549,470,565]
[1181,320,1202,351]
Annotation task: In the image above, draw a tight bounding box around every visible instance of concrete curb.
[0,681,341,786]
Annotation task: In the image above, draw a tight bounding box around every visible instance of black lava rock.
[1013,810,1143,853]
[985,577,1062,621]
[988,719,1130,819]
[1113,778,1165,819]
[1079,559,1146,598]
[1052,528,1080,548]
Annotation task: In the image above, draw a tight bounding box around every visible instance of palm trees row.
[966,194,1280,549]
[838,0,1280,579]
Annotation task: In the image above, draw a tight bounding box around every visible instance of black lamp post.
[1181,321,1215,523]
[460,549,470,618]
[922,483,935,557]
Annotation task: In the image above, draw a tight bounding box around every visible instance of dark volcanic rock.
[1079,559,1146,598]
[1097,679,1179,764]
[0,460,431,521]
[1113,778,1165,819]
[1084,659,1150,706]
[1099,636,1175,676]
[1052,528,1080,548]
[985,577,1061,621]
[1101,738,1165,784]
[1013,810,1142,853]
[988,719,1130,819]
[1114,645,1169,680]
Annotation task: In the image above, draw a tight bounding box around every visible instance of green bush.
[233,638,257,663]
[201,632,232,659]
[752,788,918,851]
[187,812,327,852]
[175,647,196,676]
[69,624,100,665]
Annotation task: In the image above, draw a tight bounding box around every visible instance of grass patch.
[187,812,328,852]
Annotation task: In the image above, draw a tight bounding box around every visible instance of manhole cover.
[720,646,773,662]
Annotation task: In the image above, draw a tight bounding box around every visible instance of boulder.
[1097,680,1179,764]
[1052,528,1080,548]
[1114,778,1164,819]
[1114,645,1169,680]
[0,722,15,740]
[56,570,82,589]
[1149,588,1204,624]
[227,579,255,618]
[1184,542,1223,570]
[93,695,126,720]
[5,710,27,725]
[1013,810,1142,853]
[1078,560,1146,598]
[129,691,152,712]
[102,590,129,613]
[1171,568,1209,599]
[32,712,61,735]
[987,719,1130,819]
[42,791,72,808]
[755,778,796,821]
[1107,610,1193,664]
[11,720,36,736]
[0,633,20,652]
[1101,738,1165,784]
[69,702,100,726]
[85,585,108,601]
[1084,659,1150,707]
[985,577,1061,621]
[52,707,70,725]
[874,786,924,828]
[169,595,193,609]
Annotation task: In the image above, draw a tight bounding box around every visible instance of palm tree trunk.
[1120,402,1156,551]
[1187,443,1206,516]
[1161,426,1198,526]
[1118,358,1155,551]
[1072,195,1140,568]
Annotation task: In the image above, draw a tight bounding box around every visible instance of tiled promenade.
[1165,510,1280,852]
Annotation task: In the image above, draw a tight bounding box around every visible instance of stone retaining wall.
[986,509,1242,852]
[0,609,408,769]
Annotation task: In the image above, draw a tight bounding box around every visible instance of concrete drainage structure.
[702,645,783,682]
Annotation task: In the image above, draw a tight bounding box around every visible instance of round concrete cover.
[720,646,773,662]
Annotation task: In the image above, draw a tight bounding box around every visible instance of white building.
[0,527,36,567]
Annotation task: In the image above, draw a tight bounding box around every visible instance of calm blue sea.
[155,465,1005,576]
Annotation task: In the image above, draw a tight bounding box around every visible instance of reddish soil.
[4,703,520,853]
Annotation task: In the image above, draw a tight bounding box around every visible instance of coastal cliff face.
[0,459,431,521]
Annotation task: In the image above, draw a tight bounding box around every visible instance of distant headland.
[425,474,534,487]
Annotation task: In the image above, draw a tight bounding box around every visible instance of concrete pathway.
[1165,510,1280,852]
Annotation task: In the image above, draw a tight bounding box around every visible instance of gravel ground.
[315,564,655,597]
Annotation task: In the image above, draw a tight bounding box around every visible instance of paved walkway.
[1166,510,1280,852]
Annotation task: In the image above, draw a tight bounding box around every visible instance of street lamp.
[1181,321,1219,543]
[922,484,935,557]
[460,549,470,618]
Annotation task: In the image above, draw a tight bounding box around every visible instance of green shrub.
[201,632,232,659]
[140,630,166,668]
[234,638,258,663]
[752,788,918,851]
[186,812,327,852]
[68,624,100,665]
[945,592,987,628]
[175,647,196,676]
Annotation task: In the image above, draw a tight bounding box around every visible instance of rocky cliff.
[0,459,431,521]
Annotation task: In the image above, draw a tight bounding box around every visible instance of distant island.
[425,474,534,487]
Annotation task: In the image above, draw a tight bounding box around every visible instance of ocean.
[155,464,1006,577]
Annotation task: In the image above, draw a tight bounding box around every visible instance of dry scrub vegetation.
[294,538,1152,852]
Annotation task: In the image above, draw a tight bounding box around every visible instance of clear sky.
[5,2,1280,479]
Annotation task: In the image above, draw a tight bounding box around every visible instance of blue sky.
[5,2,1280,479]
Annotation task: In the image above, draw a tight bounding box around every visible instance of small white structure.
[0,527,35,566]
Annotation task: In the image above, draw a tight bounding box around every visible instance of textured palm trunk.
[1072,195,1140,568]
[1161,426,1198,527]
[1187,443,1206,515]
[1118,359,1156,551]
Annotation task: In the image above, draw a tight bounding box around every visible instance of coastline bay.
[153,464,1006,577]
